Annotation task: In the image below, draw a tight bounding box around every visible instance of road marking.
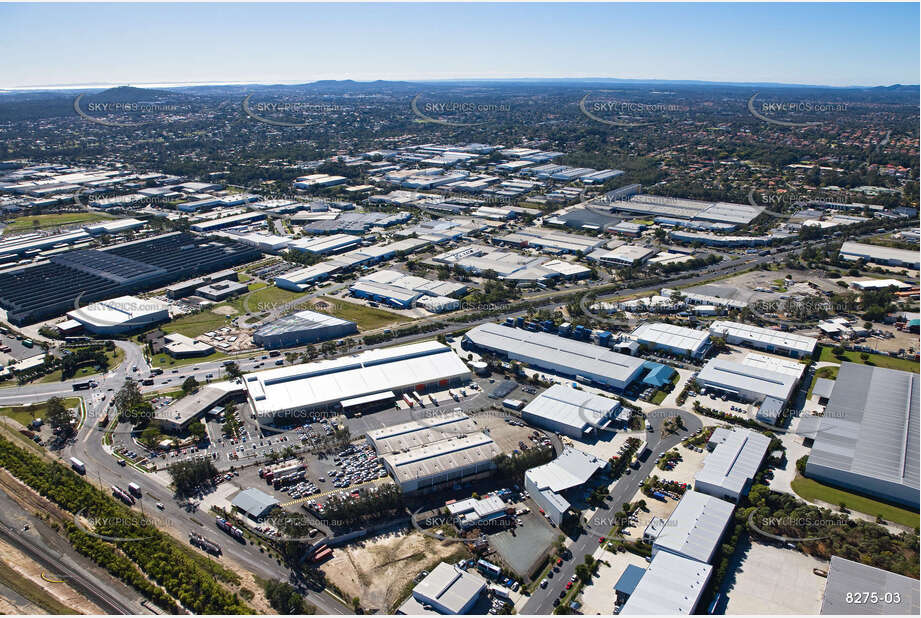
[279,477,388,507]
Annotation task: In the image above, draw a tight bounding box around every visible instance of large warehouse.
[252,310,357,349]
[0,232,259,325]
[524,447,606,525]
[521,384,623,438]
[398,562,487,615]
[67,295,169,334]
[651,491,734,564]
[805,363,919,508]
[631,322,711,359]
[243,340,471,418]
[820,556,920,615]
[619,551,712,615]
[369,413,501,493]
[838,241,920,270]
[695,428,771,503]
[695,357,801,423]
[708,321,817,359]
[464,323,645,390]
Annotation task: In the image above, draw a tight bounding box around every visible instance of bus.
[70,457,86,474]
[73,381,92,391]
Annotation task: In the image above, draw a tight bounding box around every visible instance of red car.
[556,558,563,566]
[599,537,605,543]
[565,582,573,590]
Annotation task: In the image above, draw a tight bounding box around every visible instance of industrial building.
[650,491,734,564]
[196,279,249,301]
[379,431,500,494]
[606,193,764,226]
[805,363,919,508]
[418,296,461,313]
[253,310,357,349]
[189,211,266,232]
[838,241,920,269]
[708,320,817,358]
[244,341,471,418]
[154,382,246,432]
[446,495,510,530]
[287,233,361,255]
[432,244,588,284]
[165,268,238,298]
[66,295,169,334]
[591,245,656,266]
[349,280,421,308]
[464,323,645,390]
[631,322,711,359]
[274,262,341,292]
[820,556,920,615]
[357,269,468,298]
[496,226,605,254]
[398,562,487,615]
[694,428,771,502]
[231,488,280,521]
[0,232,259,325]
[521,384,623,438]
[524,447,606,525]
[162,332,214,358]
[619,551,712,615]
[695,357,801,423]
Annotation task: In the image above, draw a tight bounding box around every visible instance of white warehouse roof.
[244,340,470,415]
[709,321,817,356]
[632,322,711,356]
[695,428,771,498]
[522,384,621,435]
[696,358,799,402]
[653,491,735,564]
[620,551,712,615]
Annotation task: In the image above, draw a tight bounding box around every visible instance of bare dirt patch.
[212,306,239,316]
[0,539,102,614]
[320,528,466,612]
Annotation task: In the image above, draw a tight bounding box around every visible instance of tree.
[140,426,161,448]
[223,361,242,380]
[45,396,74,437]
[114,379,143,418]
[188,421,207,441]
[182,376,199,394]
[574,563,591,584]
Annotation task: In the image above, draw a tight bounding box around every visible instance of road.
[521,408,702,615]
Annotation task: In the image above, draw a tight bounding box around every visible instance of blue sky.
[0,2,917,89]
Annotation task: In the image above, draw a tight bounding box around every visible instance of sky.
[0,2,918,89]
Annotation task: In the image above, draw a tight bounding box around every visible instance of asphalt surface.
[520,408,702,615]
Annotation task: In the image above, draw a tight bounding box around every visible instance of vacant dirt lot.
[320,528,465,612]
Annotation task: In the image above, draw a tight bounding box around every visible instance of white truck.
[127,482,142,497]
[70,457,86,474]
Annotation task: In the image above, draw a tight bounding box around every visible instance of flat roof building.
[497,227,605,254]
[619,551,712,615]
[196,279,248,301]
[521,384,622,438]
[253,310,357,350]
[162,332,214,358]
[820,556,920,615]
[839,241,920,269]
[709,320,817,358]
[287,233,361,255]
[524,447,606,525]
[695,427,771,502]
[805,363,919,508]
[652,491,734,564]
[631,322,711,359]
[464,323,645,390]
[243,341,471,417]
[398,562,487,615]
[382,432,500,494]
[695,357,800,410]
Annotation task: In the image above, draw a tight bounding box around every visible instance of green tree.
[223,361,242,380]
[182,376,199,394]
[188,421,207,441]
[45,396,75,437]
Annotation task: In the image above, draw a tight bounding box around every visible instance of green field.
[317,297,412,331]
[791,475,919,529]
[224,284,304,314]
[806,365,839,398]
[161,310,232,338]
[0,397,82,427]
[817,346,919,373]
[150,349,228,369]
[2,212,113,234]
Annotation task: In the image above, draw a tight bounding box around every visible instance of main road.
[520,408,702,615]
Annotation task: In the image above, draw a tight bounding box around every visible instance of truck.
[502,399,524,411]
[651,491,667,501]
[70,457,86,474]
[127,482,142,497]
[72,381,92,391]
[215,517,244,539]
[189,532,222,555]
[112,485,135,505]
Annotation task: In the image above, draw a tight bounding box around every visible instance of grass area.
[37,346,125,384]
[224,284,303,314]
[650,390,668,405]
[0,397,82,427]
[791,475,919,529]
[161,310,233,338]
[807,365,839,398]
[149,349,228,369]
[2,212,113,235]
[0,559,80,614]
[817,346,919,373]
[317,297,412,331]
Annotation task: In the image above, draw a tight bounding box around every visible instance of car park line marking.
[279,477,389,507]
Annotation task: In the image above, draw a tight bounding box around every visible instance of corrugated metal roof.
[696,358,798,402]
[521,384,620,434]
[695,428,771,496]
[632,322,710,355]
[620,552,712,614]
[821,556,920,614]
[653,491,734,564]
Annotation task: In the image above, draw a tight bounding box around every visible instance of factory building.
[695,357,802,423]
[446,495,510,530]
[694,428,771,503]
[521,384,623,438]
[805,363,919,508]
[619,552,712,615]
[196,279,249,301]
[819,556,920,615]
[162,333,214,358]
[631,322,711,359]
[253,310,357,350]
[838,241,920,269]
[244,341,471,418]
[349,280,422,308]
[496,226,605,254]
[66,295,169,335]
[274,262,341,292]
[524,448,606,525]
[708,320,818,359]
[287,233,361,255]
[650,491,734,564]
[464,323,645,391]
[398,562,487,615]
